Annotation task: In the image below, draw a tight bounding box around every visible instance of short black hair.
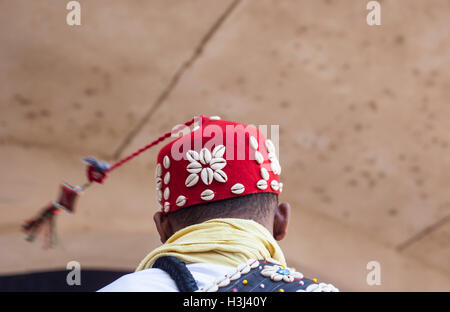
[167,192,278,228]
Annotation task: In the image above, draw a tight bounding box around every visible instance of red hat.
[155,115,283,214]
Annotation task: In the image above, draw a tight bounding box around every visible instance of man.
[99,115,338,292]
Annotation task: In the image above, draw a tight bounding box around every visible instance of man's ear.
[153,211,174,243]
[273,202,291,241]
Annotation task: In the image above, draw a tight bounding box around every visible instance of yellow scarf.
[136,218,286,271]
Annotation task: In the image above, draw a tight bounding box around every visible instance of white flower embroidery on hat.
[185,146,228,187]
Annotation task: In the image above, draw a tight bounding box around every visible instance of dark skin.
[153,202,291,244]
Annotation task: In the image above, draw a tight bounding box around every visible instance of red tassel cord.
[22,204,60,248]
[22,117,197,247]
[22,182,82,248]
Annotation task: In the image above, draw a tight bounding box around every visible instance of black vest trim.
[152,256,199,292]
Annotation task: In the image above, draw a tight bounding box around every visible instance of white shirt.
[98,263,235,292]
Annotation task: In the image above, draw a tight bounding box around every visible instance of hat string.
[108,117,196,173]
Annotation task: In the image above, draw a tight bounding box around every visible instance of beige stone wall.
[0,0,449,291]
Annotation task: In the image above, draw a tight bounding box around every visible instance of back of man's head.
[167,193,278,230]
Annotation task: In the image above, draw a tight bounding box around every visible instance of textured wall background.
[0,0,449,291]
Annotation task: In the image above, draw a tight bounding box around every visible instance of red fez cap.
[155,115,282,214]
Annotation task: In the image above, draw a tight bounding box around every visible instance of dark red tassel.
[22,204,60,248]
[22,182,81,248]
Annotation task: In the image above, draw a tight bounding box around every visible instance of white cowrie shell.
[229,270,241,281]
[164,172,170,185]
[201,189,215,201]
[155,163,162,178]
[270,180,279,191]
[279,182,283,192]
[291,271,303,279]
[206,284,218,292]
[199,148,212,165]
[277,164,282,175]
[187,161,202,173]
[249,136,259,150]
[163,201,170,213]
[176,195,187,207]
[201,167,214,185]
[260,167,269,180]
[268,152,276,161]
[163,155,171,169]
[248,259,260,269]
[284,276,294,283]
[156,177,162,190]
[217,277,230,288]
[271,274,283,282]
[156,190,162,202]
[212,145,225,158]
[214,276,226,285]
[260,268,272,277]
[241,266,251,274]
[271,160,281,175]
[185,173,199,187]
[254,151,264,164]
[239,264,251,274]
[306,284,320,292]
[186,150,200,162]
[257,179,268,190]
[270,161,278,174]
[164,187,170,200]
[209,116,221,120]
[231,183,245,194]
[265,139,276,153]
[209,158,226,170]
[213,169,227,183]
